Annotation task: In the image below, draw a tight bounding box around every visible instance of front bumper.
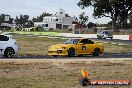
[48,49,68,56]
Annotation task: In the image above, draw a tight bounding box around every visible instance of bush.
[68,28,72,31]
[49,28,53,31]
[30,26,44,31]
[30,28,35,31]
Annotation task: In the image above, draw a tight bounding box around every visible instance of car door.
[77,39,89,54]
[71,39,82,54]
[75,43,84,54]
[78,39,95,54]
[85,40,95,54]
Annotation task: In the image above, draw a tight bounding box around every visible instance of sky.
[0,0,111,24]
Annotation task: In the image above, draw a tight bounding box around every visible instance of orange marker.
[80,68,131,86]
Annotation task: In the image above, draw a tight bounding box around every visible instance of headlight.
[62,47,66,49]
[57,48,63,50]
[57,47,66,50]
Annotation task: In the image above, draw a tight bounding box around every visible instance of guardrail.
[59,33,132,40]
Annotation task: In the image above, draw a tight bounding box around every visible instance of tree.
[32,12,52,22]
[14,15,29,28]
[0,14,14,29]
[79,12,89,25]
[14,16,19,24]
[78,0,132,32]
[0,14,5,23]
[32,17,38,22]
[20,15,29,27]
[0,14,13,24]
[73,16,78,22]
[107,21,112,28]
[87,22,94,28]
[25,20,34,28]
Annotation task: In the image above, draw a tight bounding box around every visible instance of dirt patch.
[0,59,131,88]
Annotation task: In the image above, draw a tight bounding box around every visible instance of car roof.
[70,38,90,40]
[0,34,13,38]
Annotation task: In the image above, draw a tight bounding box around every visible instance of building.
[34,9,73,30]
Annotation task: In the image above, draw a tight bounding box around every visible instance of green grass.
[118,44,132,48]
[12,34,132,56]
[15,31,59,36]
[14,34,63,56]
[104,43,132,53]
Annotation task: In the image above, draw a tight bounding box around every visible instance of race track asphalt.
[0,52,132,59]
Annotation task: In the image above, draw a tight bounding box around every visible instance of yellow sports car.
[48,38,104,57]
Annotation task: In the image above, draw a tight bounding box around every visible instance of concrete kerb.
[111,42,118,45]
[118,43,125,46]
[103,41,111,44]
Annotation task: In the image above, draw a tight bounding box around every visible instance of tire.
[78,55,83,57]
[4,47,15,58]
[97,35,101,39]
[52,55,58,57]
[93,48,100,56]
[68,48,75,57]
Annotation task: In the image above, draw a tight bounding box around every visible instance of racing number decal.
[82,46,86,50]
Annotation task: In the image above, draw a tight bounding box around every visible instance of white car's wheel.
[4,47,15,58]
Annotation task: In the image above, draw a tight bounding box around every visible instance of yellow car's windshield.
[63,39,80,44]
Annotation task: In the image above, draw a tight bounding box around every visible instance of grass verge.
[13,34,132,56]
[0,59,131,88]
[15,31,59,36]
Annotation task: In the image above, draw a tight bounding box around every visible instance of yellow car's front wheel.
[52,55,58,57]
[68,48,75,57]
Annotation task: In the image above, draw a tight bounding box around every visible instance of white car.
[0,35,18,58]
[97,30,113,39]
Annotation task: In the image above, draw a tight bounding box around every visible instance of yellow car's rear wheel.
[93,48,100,56]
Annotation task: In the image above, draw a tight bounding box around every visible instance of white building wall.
[43,16,64,23]
[34,9,73,29]
[48,23,56,29]
[63,17,73,25]
[34,22,46,27]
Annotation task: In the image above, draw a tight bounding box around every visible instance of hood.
[49,44,67,49]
